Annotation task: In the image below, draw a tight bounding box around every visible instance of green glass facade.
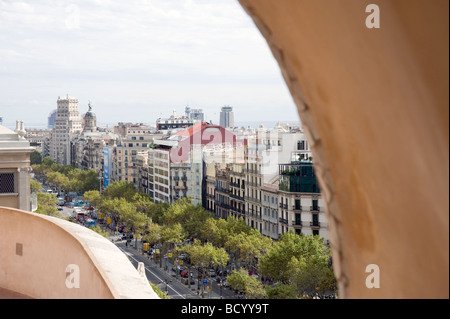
[279,162,320,193]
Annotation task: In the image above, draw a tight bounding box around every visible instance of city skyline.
[0,0,299,129]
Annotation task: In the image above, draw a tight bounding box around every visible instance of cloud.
[0,0,299,128]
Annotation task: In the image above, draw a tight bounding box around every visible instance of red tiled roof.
[175,122,211,137]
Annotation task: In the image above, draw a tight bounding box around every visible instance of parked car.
[209,269,216,277]
[181,269,193,278]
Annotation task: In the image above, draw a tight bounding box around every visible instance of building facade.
[0,121,34,211]
[49,96,82,166]
[114,125,161,188]
[156,111,193,131]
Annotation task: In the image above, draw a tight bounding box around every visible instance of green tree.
[225,229,272,271]
[41,157,55,167]
[159,223,186,269]
[201,216,251,248]
[102,181,136,201]
[35,193,60,217]
[132,192,154,216]
[47,171,69,191]
[143,222,162,247]
[148,202,170,224]
[30,179,42,194]
[265,284,298,299]
[226,268,266,299]
[258,231,336,298]
[30,150,42,165]
[181,239,229,296]
[83,190,101,207]
[99,197,134,228]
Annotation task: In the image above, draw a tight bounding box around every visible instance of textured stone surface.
[239,0,449,298]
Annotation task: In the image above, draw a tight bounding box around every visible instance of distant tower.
[47,109,57,129]
[50,95,82,165]
[219,106,234,128]
[83,101,97,133]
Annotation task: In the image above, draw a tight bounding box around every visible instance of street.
[112,239,239,300]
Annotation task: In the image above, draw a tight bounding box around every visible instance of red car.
[181,269,193,278]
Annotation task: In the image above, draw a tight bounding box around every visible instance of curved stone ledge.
[0,206,159,299]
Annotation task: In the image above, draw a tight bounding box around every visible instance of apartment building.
[229,162,246,219]
[243,125,313,232]
[278,161,328,241]
[156,111,193,131]
[203,144,240,214]
[24,129,51,154]
[204,159,216,213]
[215,164,230,219]
[136,151,149,195]
[114,125,162,187]
[72,104,118,179]
[150,144,172,203]
[261,177,280,239]
[148,122,241,205]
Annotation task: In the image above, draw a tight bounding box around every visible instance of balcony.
[279,218,288,225]
[310,221,320,227]
[293,205,302,211]
[230,193,244,201]
[292,220,302,226]
[0,207,158,299]
[310,206,320,212]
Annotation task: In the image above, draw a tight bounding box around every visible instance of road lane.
[116,242,201,299]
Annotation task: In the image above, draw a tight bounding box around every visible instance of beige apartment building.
[229,162,246,219]
[114,125,162,188]
[24,128,51,155]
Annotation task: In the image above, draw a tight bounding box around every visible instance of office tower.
[219,106,234,128]
[49,95,82,165]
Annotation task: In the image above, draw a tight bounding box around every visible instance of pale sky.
[0,0,299,129]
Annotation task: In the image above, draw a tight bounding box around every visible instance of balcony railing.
[216,202,230,209]
[279,218,288,224]
[310,206,320,212]
[230,193,244,201]
[293,205,302,211]
[292,220,302,226]
[310,221,320,227]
